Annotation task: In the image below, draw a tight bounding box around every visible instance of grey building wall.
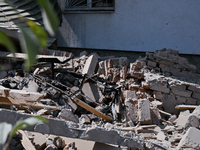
[56,0,200,54]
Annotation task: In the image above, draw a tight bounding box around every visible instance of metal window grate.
[66,0,114,8]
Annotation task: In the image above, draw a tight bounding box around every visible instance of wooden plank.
[158,109,172,116]
[74,98,114,122]
[18,130,36,150]
[175,105,197,110]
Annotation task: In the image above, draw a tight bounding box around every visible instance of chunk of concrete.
[82,54,98,76]
[185,105,200,129]
[138,99,151,124]
[82,82,100,102]
[161,94,177,114]
[58,109,79,123]
[177,127,200,149]
[174,110,190,129]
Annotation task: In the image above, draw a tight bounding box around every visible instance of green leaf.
[26,20,48,48]
[0,31,16,57]
[0,122,12,145]
[36,0,59,36]
[9,116,47,139]
[19,26,40,71]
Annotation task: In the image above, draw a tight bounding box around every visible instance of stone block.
[82,82,100,102]
[171,86,192,97]
[167,54,178,62]
[147,60,157,68]
[192,92,200,99]
[82,54,98,76]
[177,127,200,150]
[138,99,151,124]
[58,109,79,123]
[162,94,177,114]
[144,73,170,93]
[150,82,170,93]
[188,84,200,93]
[186,97,197,105]
[176,96,186,104]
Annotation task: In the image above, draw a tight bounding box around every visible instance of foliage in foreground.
[0,0,59,71]
[0,116,47,150]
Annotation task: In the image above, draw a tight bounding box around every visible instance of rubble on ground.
[0,48,200,149]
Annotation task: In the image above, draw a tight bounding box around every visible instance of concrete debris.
[1,48,200,149]
[177,127,200,149]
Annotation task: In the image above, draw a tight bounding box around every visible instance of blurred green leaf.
[19,26,40,71]
[36,0,59,36]
[9,116,47,139]
[0,122,12,145]
[0,31,16,57]
[27,20,48,48]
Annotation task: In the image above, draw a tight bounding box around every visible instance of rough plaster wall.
[56,0,200,54]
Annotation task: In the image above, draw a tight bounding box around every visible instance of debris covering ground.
[1,48,200,149]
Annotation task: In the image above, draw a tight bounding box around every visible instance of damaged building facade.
[57,0,200,55]
[1,0,200,150]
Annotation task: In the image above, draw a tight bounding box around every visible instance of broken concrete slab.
[185,105,200,130]
[0,85,44,106]
[174,110,190,129]
[0,108,146,148]
[82,82,100,102]
[82,54,98,76]
[138,99,151,124]
[177,127,200,149]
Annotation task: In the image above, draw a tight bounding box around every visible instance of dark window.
[65,0,114,12]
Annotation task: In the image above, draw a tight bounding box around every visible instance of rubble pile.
[1,48,200,149]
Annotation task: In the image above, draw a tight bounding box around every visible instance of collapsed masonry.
[1,48,200,149]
